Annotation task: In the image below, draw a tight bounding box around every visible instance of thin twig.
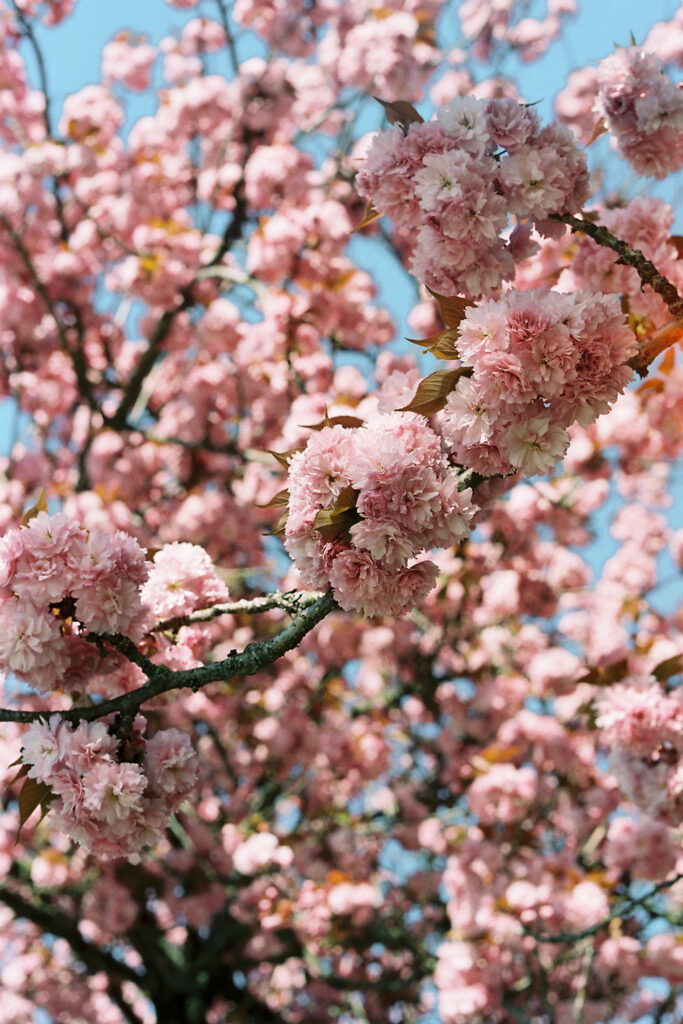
[152,589,325,632]
[527,872,683,944]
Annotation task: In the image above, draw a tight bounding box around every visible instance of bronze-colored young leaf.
[310,486,360,543]
[653,654,682,683]
[17,776,53,841]
[266,447,304,469]
[374,97,424,132]
[301,410,364,431]
[312,507,359,543]
[426,288,472,330]
[407,328,460,360]
[21,490,48,526]
[265,507,289,537]
[256,489,290,510]
[579,658,629,686]
[9,762,30,787]
[398,367,472,417]
[354,199,383,232]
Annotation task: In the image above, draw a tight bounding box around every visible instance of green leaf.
[398,367,472,417]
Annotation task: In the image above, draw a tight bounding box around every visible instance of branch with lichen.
[0,591,337,726]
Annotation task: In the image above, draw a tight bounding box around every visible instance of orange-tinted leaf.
[653,655,683,683]
[478,743,525,764]
[586,117,608,145]
[256,489,290,510]
[21,491,48,526]
[659,346,676,376]
[407,329,460,360]
[630,313,683,377]
[427,288,472,330]
[354,200,383,232]
[375,98,424,132]
[17,777,53,841]
[398,367,472,417]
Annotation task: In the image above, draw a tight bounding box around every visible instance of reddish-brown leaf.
[301,412,364,431]
[17,777,53,841]
[586,117,608,145]
[374,97,424,132]
[427,288,472,330]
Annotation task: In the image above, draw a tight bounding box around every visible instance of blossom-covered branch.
[0,590,336,725]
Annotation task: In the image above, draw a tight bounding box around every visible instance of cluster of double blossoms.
[21,715,197,859]
[0,514,233,856]
[283,96,637,615]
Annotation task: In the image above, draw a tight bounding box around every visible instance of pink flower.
[595,46,683,178]
[141,542,229,620]
[595,677,683,756]
[145,728,198,802]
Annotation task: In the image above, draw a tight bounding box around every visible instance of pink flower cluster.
[141,542,229,621]
[0,513,148,693]
[439,287,637,476]
[596,676,683,825]
[356,96,589,298]
[21,714,197,859]
[284,414,477,616]
[595,46,683,179]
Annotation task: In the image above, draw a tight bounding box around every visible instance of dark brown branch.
[0,214,96,407]
[107,184,248,431]
[0,591,337,725]
[0,883,143,986]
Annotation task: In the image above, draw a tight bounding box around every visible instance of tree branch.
[553,213,683,320]
[0,883,143,986]
[152,589,325,632]
[0,591,337,725]
[526,872,683,944]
